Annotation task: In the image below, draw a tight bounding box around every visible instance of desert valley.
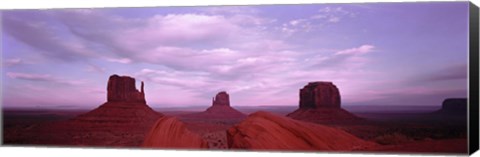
[2,3,472,155]
[2,74,468,154]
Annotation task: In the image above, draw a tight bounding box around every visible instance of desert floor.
[2,106,467,154]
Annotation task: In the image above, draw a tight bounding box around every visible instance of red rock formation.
[107,74,145,103]
[440,98,467,114]
[74,102,162,126]
[143,116,208,148]
[227,111,376,151]
[202,105,247,119]
[212,91,230,106]
[65,74,162,146]
[287,82,360,123]
[300,82,340,109]
[287,108,360,122]
[181,91,246,119]
[76,74,160,123]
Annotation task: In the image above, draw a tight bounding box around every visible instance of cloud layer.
[2,3,469,108]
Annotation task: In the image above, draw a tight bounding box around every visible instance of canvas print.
[1,2,471,154]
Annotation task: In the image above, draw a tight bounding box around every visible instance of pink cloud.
[125,43,380,106]
[199,6,259,15]
[7,72,54,81]
[3,12,97,61]
[328,17,340,23]
[335,44,375,55]
[3,58,23,66]
[105,57,132,64]
[120,13,241,46]
[3,9,387,107]
[3,81,104,108]
[50,10,281,71]
[281,6,356,36]
[7,72,87,85]
[134,68,211,89]
[85,64,106,73]
[315,6,356,22]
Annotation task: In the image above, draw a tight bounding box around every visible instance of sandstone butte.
[437,98,467,115]
[227,111,377,151]
[69,74,162,146]
[183,91,246,119]
[106,74,146,103]
[287,81,360,122]
[142,116,209,149]
[74,74,161,123]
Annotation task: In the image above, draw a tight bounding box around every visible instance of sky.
[1,2,470,109]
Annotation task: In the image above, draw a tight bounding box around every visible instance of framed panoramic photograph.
[1,0,479,156]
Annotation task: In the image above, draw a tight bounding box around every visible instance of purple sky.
[1,2,469,109]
